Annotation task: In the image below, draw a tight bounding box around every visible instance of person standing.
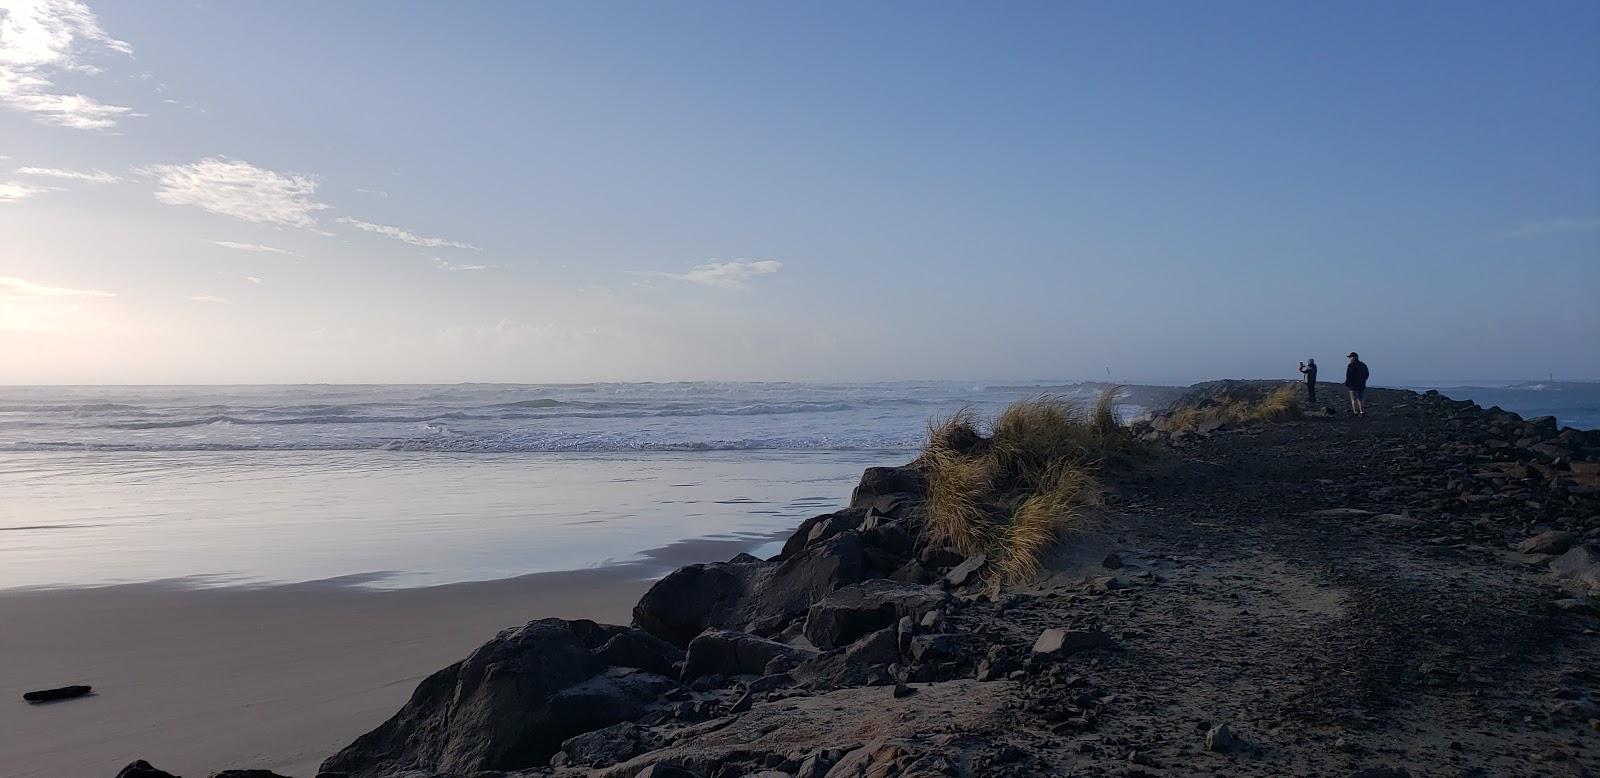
[1298,358,1318,403]
[1344,352,1369,416]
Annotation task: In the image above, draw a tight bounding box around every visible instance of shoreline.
[0,563,656,778]
[10,385,1600,777]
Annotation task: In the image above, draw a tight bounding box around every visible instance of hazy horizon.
[5,1,1598,385]
[2,375,1598,389]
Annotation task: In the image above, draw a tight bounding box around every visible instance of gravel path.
[986,388,1600,776]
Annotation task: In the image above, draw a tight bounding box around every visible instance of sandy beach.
[0,567,651,778]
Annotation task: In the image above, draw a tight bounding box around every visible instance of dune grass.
[1165,382,1305,432]
[918,388,1132,585]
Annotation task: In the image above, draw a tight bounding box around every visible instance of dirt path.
[984,388,1600,776]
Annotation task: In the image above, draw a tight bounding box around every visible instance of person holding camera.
[1298,358,1318,403]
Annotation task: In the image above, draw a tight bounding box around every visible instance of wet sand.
[0,566,653,778]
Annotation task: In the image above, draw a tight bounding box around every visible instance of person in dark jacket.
[1298,358,1318,403]
[1344,352,1369,416]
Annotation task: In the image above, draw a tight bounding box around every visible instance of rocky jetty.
[119,386,1600,777]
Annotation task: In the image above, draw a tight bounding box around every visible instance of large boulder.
[849,466,927,516]
[631,558,764,646]
[634,532,868,647]
[803,580,950,650]
[682,629,817,679]
[319,619,672,777]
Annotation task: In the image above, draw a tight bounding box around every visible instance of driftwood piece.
[23,685,92,703]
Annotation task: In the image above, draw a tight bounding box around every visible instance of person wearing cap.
[1298,358,1318,403]
[1344,352,1369,416]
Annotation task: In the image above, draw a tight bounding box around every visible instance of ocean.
[0,382,1134,590]
[2,381,1593,591]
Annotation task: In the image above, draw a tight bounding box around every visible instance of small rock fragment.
[1205,722,1236,752]
[945,554,987,587]
[1032,628,1117,658]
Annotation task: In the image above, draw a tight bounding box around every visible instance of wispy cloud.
[146,158,329,228]
[208,239,297,256]
[0,181,47,202]
[0,275,114,297]
[354,187,389,199]
[1498,217,1600,239]
[337,216,479,250]
[17,166,120,183]
[639,259,784,289]
[188,294,228,304]
[0,0,135,129]
[242,276,262,284]
[337,217,480,251]
[433,257,489,271]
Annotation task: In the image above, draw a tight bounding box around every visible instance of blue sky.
[2,0,1597,384]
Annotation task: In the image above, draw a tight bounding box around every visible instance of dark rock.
[793,628,901,689]
[908,633,970,665]
[1550,544,1600,598]
[595,629,686,676]
[728,688,754,713]
[1031,628,1117,658]
[850,466,927,515]
[682,629,817,680]
[1349,769,1411,778]
[319,619,668,777]
[843,627,902,666]
[633,765,700,778]
[114,762,179,778]
[784,508,866,558]
[23,684,91,702]
[212,771,294,778]
[634,532,867,647]
[1101,552,1124,569]
[919,546,965,569]
[565,619,631,647]
[827,738,912,777]
[1519,530,1579,555]
[888,559,934,584]
[861,521,913,559]
[803,580,950,649]
[1204,722,1236,752]
[631,562,763,646]
[1528,416,1559,435]
[747,672,795,692]
[975,644,1017,681]
[893,680,916,698]
[1553,598,1600,616]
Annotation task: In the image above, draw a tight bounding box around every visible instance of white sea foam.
[0,382,1138,453]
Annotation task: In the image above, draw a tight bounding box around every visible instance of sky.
[1,1,1597,385]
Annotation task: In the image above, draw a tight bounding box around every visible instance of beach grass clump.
[1166,381,1305,432]
[1246,383,1306,423]
[918,389,1132,585]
